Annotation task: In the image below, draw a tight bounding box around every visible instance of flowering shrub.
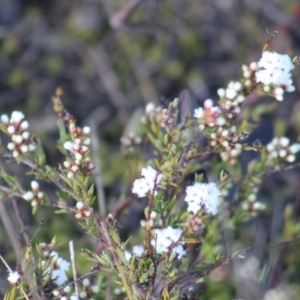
[1,38,300,300]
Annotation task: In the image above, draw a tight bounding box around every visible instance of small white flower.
[132,245,144,257]
[83,126,91,134]
[22,131,30,139]
[82,278,90,286]
[20,121,29,130]
[53,290,60,296]
[64,285,71,293]
[37,192,44,199]
[91,285,100,293]
[79,292,87,299]
[185,182,222,215]
[7,126,15,134]
[151,226,185,259]
[7,143,15,150]
[31,181,39,190]
[76,201,84,209]
[28,144,36,151]
[75,153,83,161]
[11,111,24,123]
[12,135,23,144]
[7,271,21,284]
[124,251,132,261]
[64,161,71,168]
[132,166,163,198]
[23,191,34,201]
[290,143,300,154]
[56,258,70,271]
[64,141,73,151]
[193,107,204,119]
[1,114,9,123]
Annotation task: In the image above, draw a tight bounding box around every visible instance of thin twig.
[89,46,128,125]
[110,0,141,29]
[69,240,79,296]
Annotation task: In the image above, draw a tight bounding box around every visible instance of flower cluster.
[160,108,176,128]
[242,62,258,86]
[220,146,242,165]
[185,182,222,215]
[75,201,93,219]
[120,131,142,154]
[209,126,247,152]
[193,99,225,129]
[0,111,36,157]
[62,119,95,176]
[242,52,295,101]
[69,123,91,139]
[132,166,163,198]
[218,81,245,119]
[256,51,295,87]
[53,278,100,300]
[266,137,300,163]
[242,192,266,217]
[43,251,70,286]
[151,227,185,259]
[64,139,90,164]
[22,180,45,207]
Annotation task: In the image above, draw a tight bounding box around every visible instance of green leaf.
[4,288,17,300]
[34,139,46,167]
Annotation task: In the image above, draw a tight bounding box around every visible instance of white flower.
[132,178,150,197]
[44,252,70,286]
[64,141,74,151]
[82,278,90,286]
[290,143,300,154]
[1,114,9,123]
[124,251,132,261]
[31,180,39,190]
[52,268,68,286]
[7,271,21,284]
[23,191,34,201]
[256,51,294,87]
[193,107,204,119]
[132,166,163,198]
[11,111,24,123]
[132,245,144,257]
[91,285,100,293]
[56,257,70,271]
[151,226,186,259]
[185,182,222,215]
[83,126,91,134]
[141,166,163,187]
[64,286,71,293]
